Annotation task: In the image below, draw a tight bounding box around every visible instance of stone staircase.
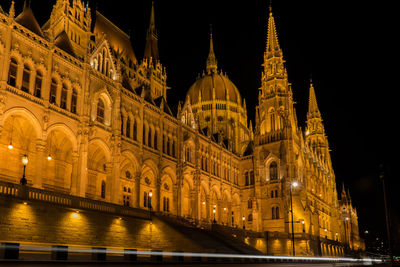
[155,214,264,255]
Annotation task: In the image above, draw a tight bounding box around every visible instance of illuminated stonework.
[0,1,363,256]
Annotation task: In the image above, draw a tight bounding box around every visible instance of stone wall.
[0,196,209,252]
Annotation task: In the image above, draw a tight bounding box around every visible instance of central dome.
[184,32,252,154]
[187,71,242,105]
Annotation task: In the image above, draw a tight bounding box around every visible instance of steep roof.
[54,31,76,56]
[94,11,137,65]
[15,6,44,37]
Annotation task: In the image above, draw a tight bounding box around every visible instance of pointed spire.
[307,79,321,117]
[265,4,282,58]
[206,25,218,74]
[144,1,159,61]
[9,0,15,18]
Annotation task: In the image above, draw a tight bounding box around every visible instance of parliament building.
[0,0,364,256]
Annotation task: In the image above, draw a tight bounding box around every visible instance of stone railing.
[257,130,287,145]
[0,181,149,220]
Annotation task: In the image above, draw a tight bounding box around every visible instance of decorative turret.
[43,0,91,58]
[305,80,330,163]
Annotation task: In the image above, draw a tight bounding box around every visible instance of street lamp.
[148,190,153,221]
[213,208,216,224]
[242,216,245,230]
[20,154,28,185]
[290,181,298,256]
[379,164,394,266]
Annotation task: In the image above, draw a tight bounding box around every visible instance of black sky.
[4,0,398,253]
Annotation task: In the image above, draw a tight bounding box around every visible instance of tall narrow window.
[154,131,158,150]
[96,99,105,123]
[101,181,106,199]
[272,207,275,219]
[270,162,278,180]
[34,71,42,98]
[49,78,57,104]
[133,120,137,140]
[8,58,18,87]
[148,128,152,147]
[71,89,77,114]
[126,117,131,138]
[250,170,255,185]
[276,207,280,219]
[21,65,31,92]
[60,84,68,109]
[245,171,249,186]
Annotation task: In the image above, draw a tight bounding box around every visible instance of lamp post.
[149,190,153,221]
[20,154,28,185]
[380,164,393,266]
[242,216,245,230]
[213,208,216,224]
[290,181,298,256]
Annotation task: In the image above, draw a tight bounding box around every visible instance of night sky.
[4,0,398,254]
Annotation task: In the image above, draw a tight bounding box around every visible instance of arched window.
[276,207,280,219]
[96,99,105,123]
[8,58,18,87]
[148,128,152,147]
[101,181,106,199]
[270,162,278,180]
[60,84,68,109]
[71,89,78,114]
[272,207,275,219]
[126,117,131,138]
[21,65,31,92]
[49,78,57,104]
[34,71,43,98]
[275,190,278,198]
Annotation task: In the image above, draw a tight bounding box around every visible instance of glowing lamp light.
[21,155,28,166]
[8,144,13,150]
[72,212,79,218]
[242,216,245,221]
[224,207,227,211]
[23,202,28,205]
[213,209,216,213]
[306,130,310,135]
[202,201,206,205]
[149,191,153,197]
[292,181,298,188]
[325,228,328,232]
[301,220,305,224]
[47,155,52,161]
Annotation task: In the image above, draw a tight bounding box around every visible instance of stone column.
[34,139,46,188]
[70,151,80,195]
[76,132,88,197]
[135,171,141,208]
[173,184,179,216]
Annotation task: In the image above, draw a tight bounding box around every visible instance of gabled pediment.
[89,36,119,81]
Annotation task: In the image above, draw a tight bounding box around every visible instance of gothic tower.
[139,2,168,101]
[43,0,92,58]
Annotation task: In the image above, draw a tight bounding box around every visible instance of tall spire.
[307,79,321,119]
[144,1,159,61]
[206,25,218,74]
[265,6,282,59]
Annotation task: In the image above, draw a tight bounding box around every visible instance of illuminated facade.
[0,1,363,256]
